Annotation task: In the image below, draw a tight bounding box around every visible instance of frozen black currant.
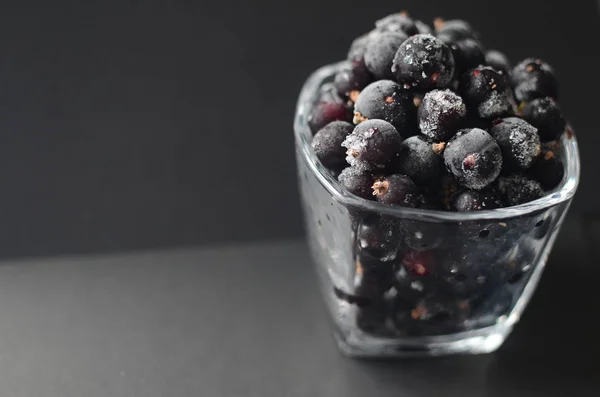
[453,187,503,211]
[464,114,493,131]
[342,119,403,171]
[372,174,419,207]
[347,34,379,77]
[338,167,375,200]
[497,174,544,206]
[357,217,400,261]
[375,13,419,36]
[446,39,485,77]
[439,174,461,210]
[354,253,395,300]
[443,128,503,190]
[394,266,433,303]
[485,50,511,75]
[392,34,455,91]
[333,287,373,307]
[356,302,388,334]
[364,32,408,79]
[415,20,432,35]
[390,297,415,334]
[460,66,516,119]
[400,219,446,250]
[408,297,466,335]
[353,80,415,134]
[418,89,467,141]
[333,63,373,102]
[308,85,353,133]
[436,261,490,299]
[510,58,559,103]
[416,187,443,210]
[521,97,566,142]
[490,117,541,170]
[434,18,478,42]
[311,121,354,170]
[397,135,444,185]
[348,34,370,63]
[528,147,564,190]
[401,250,437,276]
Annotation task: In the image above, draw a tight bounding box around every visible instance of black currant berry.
[443,128,503,190]
[392,34,455,91]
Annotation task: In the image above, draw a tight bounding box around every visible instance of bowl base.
[334,323,513,358]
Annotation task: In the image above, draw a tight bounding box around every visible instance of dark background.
[0,0,597,258]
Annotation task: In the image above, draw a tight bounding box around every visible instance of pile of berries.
[308,12,572,338]
[310,13,570,212]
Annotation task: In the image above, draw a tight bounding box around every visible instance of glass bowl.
[294,62,580,357]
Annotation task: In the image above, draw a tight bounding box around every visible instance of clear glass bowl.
[294,62,580,357]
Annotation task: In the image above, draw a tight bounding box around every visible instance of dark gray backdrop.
[0,0,596,258]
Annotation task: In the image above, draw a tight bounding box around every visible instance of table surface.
[0,218,597,397]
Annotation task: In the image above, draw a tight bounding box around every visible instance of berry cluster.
[308,12,572,338]
[310,13,570,211]
[337,215,541,337]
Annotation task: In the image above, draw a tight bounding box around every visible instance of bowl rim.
[294,61,580,222]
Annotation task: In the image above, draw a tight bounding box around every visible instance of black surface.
[0,218,597,396]
[0,1,597,258]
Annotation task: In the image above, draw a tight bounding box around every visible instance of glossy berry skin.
[338,167,375,200]
[365,32,408,79]
[375,13,419,36]
[435,19,478,42]
[443,128,503,190]
[392,34,455,92]
[453,187,503,211]
[311,121,354,170]
[353,80,415,134]
[418,89,467,141]
[342,119,403,171]
[307,85,352,133]
[528,148,564,190]
[510,58,559,103]
[497,174,544,206]
[460,66,515,119]
[490,117,541,171]
[521,97,566,142]
[333,63,373,101]
[446,39,485,77]
[485,50,511,75]
[372,174,419,207]
[397,135,444,185]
